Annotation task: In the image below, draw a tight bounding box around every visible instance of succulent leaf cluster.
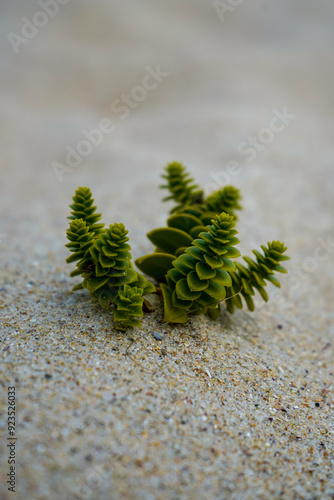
[160,161,204,212]
[67,186,105,235]
[135,162,289,324]
[66,187,155,330]
[66,164,290,330]
[161,213,240,323]
[204,186,242,219]
[114,285,144,330]
[225,241,289,313]
[138,163,243,264]
[65,218,96,282]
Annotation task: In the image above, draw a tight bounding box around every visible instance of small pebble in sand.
[153,331,163,341]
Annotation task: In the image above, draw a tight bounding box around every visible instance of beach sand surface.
[0,1,334,498]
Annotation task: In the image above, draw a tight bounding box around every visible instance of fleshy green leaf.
[205,281,226,300]
[135,253,175,282]
[175,279,201,301]
[167,213,202,232]
[195,262,216,280]
[161,284,189,323]
[147,227,193,255]
[187,271,209,291]
[85,276,109,293]
[212,269,232,286]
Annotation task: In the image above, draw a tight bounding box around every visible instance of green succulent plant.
[65,164,290,331]
[161,161,242,219]
[67,186,105,235]
[204,185,242,220]
[85,222,155,309]
[83,222,138,308]
[135,164,243,276]
[135,162,289,324]
[161,213,241,323]
[225,241,290,313]
[161,161,204,213]
[65,186,106,289]
[66,188,155,331]
[65,218,96,288]
[114,285,144,330]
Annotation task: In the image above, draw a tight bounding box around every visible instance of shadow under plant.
[65,162,290,330]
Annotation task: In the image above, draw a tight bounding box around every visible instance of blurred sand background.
[0,1,334,499]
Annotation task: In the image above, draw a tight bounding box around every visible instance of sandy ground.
[1,1,334,499]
